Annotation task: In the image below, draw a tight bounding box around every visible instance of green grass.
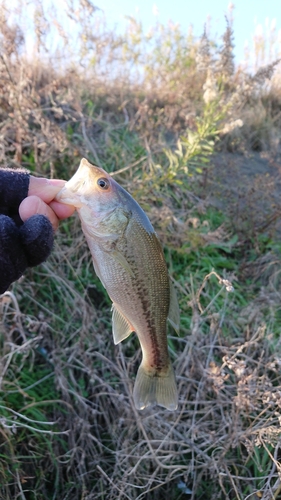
[2,174,280,499]
[1,2,281,498]
[2,134,281,498]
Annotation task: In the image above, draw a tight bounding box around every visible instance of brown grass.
[2,258,281,499]
[1,2,281,499]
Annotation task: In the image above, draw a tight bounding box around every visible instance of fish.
[56,158,180,410]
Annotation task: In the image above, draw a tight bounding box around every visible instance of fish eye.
[97,177,109,190]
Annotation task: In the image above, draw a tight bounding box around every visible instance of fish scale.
[56,158,180,410]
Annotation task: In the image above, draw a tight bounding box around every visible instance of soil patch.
[203,151,281,239]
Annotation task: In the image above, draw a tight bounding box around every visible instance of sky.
[95,0,281,66]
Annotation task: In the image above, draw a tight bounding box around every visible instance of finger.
[28,176,69,203]
[19,196,60,231]
[49,200,76,220]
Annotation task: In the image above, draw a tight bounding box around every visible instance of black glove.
[0,169,54,294]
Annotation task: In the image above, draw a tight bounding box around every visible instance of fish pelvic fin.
[112,303,134,344]
[168,278,180,334]
[133,362,178,411]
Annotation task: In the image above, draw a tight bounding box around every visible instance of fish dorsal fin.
[112,303,134,344]
[168,279,180,334]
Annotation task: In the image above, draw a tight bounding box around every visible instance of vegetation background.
[1,1,281,499]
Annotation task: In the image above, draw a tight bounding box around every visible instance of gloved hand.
[0,214,54,294]
[0,169,53,293]
[0,169,75,294]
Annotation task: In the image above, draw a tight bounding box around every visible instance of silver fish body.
[56,158,180,410]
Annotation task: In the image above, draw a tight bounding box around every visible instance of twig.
[96,465,132,500]
[110,156,147,176]
[196,270,234,314]
[81,116,101,165]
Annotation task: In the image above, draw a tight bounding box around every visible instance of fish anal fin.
[168,279,180,334]
[112,303,134,345]
[133,362,178,411]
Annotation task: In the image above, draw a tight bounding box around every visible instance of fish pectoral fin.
[167,279,180,334]
[111,250,135,278]
[112,303,134,344]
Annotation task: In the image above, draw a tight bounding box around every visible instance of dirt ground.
[203,150,281,239]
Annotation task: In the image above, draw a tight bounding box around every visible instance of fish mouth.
[55,185,83,208]
[80,158,103,175]
[55,158,98,207]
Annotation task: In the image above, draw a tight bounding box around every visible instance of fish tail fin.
[133,362,178,411]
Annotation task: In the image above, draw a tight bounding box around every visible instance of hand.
[0,173,75,294]
[19,176,75,230]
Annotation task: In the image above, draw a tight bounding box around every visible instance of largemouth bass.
[56,158,180,410]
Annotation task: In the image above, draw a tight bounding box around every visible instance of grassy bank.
[1,2,281,499]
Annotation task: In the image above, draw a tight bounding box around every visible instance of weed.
[1,2,281,499]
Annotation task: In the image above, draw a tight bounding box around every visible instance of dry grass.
[1,2,281,499]
[0,0,280,171]
[2,255,281,499]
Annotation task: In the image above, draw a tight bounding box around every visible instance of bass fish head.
[56,158,124,214]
